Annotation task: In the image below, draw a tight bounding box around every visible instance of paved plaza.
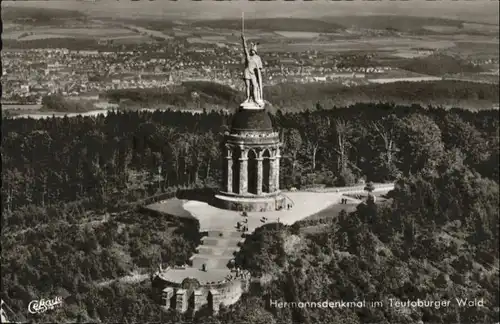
[183,190,380,233]
[148,185,394,285]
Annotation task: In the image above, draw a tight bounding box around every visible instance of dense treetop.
[1,102,498,323]
[99,81,499,112]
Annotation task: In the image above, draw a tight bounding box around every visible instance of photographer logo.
[28,296,63,314]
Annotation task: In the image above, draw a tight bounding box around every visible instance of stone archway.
[188,292,195,311]
[170,293,177,310]
[247,149,258,194]
[181,278,201,290]
[262,149,271,193]
[207,290,214,311]
[182,278,201,312]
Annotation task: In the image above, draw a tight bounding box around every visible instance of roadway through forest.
[95,270,150,287]
[91,19,173,41]
[3,212,118,239]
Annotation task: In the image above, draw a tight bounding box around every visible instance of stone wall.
[159,273,250,314]
[302,183,394,193]
[215,194,286,212]
[211,277,245,307]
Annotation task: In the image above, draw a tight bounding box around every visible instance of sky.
[3,0,499,24]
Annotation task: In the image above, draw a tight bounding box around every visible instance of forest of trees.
[397,54,485,76]
[190,18,344,33]
[3,103,498,219]
[1,103,498,323]
[104,82,241,111]
[323,15,465,33]
[3,38,111,51]
[228,162,499,323]
[2,7,86,24]
[265,80,499,111]
[100,81,499,114]
[41,95,96,113]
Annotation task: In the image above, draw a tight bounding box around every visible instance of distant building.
[94,101,119,110]
[67,92,100,101]
[78,50,99,56]
[313,76,327,82]
[329,73,355,79]
[279,58,296,65]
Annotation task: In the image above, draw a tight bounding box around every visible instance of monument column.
[256,157,263,195]
[239,149,248,194]
[226,152,233,193]
[275,147,281,191]
[269,153,276,192]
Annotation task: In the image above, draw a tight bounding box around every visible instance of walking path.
[4,213,113,239]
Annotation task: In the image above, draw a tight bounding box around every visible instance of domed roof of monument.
[231,109,274,132]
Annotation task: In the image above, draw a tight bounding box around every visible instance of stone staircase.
[205,230,243,238]
[190,230,246,270]
[190,254,234,269]
[200,236,244,247]
[196,245,240,256]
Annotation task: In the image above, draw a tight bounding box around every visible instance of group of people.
[236,219,248,232]
[276,203,292,211]
[340,198,349,204]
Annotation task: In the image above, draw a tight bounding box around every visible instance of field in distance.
[3,6,498,59]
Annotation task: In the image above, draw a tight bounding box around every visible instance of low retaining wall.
[214,194,286,212]
[299,183,394,194]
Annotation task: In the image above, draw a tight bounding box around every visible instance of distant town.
[2,3,499,115]
[4,37,498,111]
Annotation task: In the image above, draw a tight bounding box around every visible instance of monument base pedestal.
[240,100,265,110]
[215,191,286,212]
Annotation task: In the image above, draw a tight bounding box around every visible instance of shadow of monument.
[176,187,219,206]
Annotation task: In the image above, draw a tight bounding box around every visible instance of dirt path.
[96,271,150,287]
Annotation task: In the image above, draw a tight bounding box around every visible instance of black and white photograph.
[1,0,499,323]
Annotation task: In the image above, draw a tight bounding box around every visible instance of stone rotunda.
[215,105,286,212]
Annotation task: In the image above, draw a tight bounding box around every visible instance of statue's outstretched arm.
[241,34,249,59]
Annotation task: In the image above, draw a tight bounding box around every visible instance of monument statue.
[241,13,264,108]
